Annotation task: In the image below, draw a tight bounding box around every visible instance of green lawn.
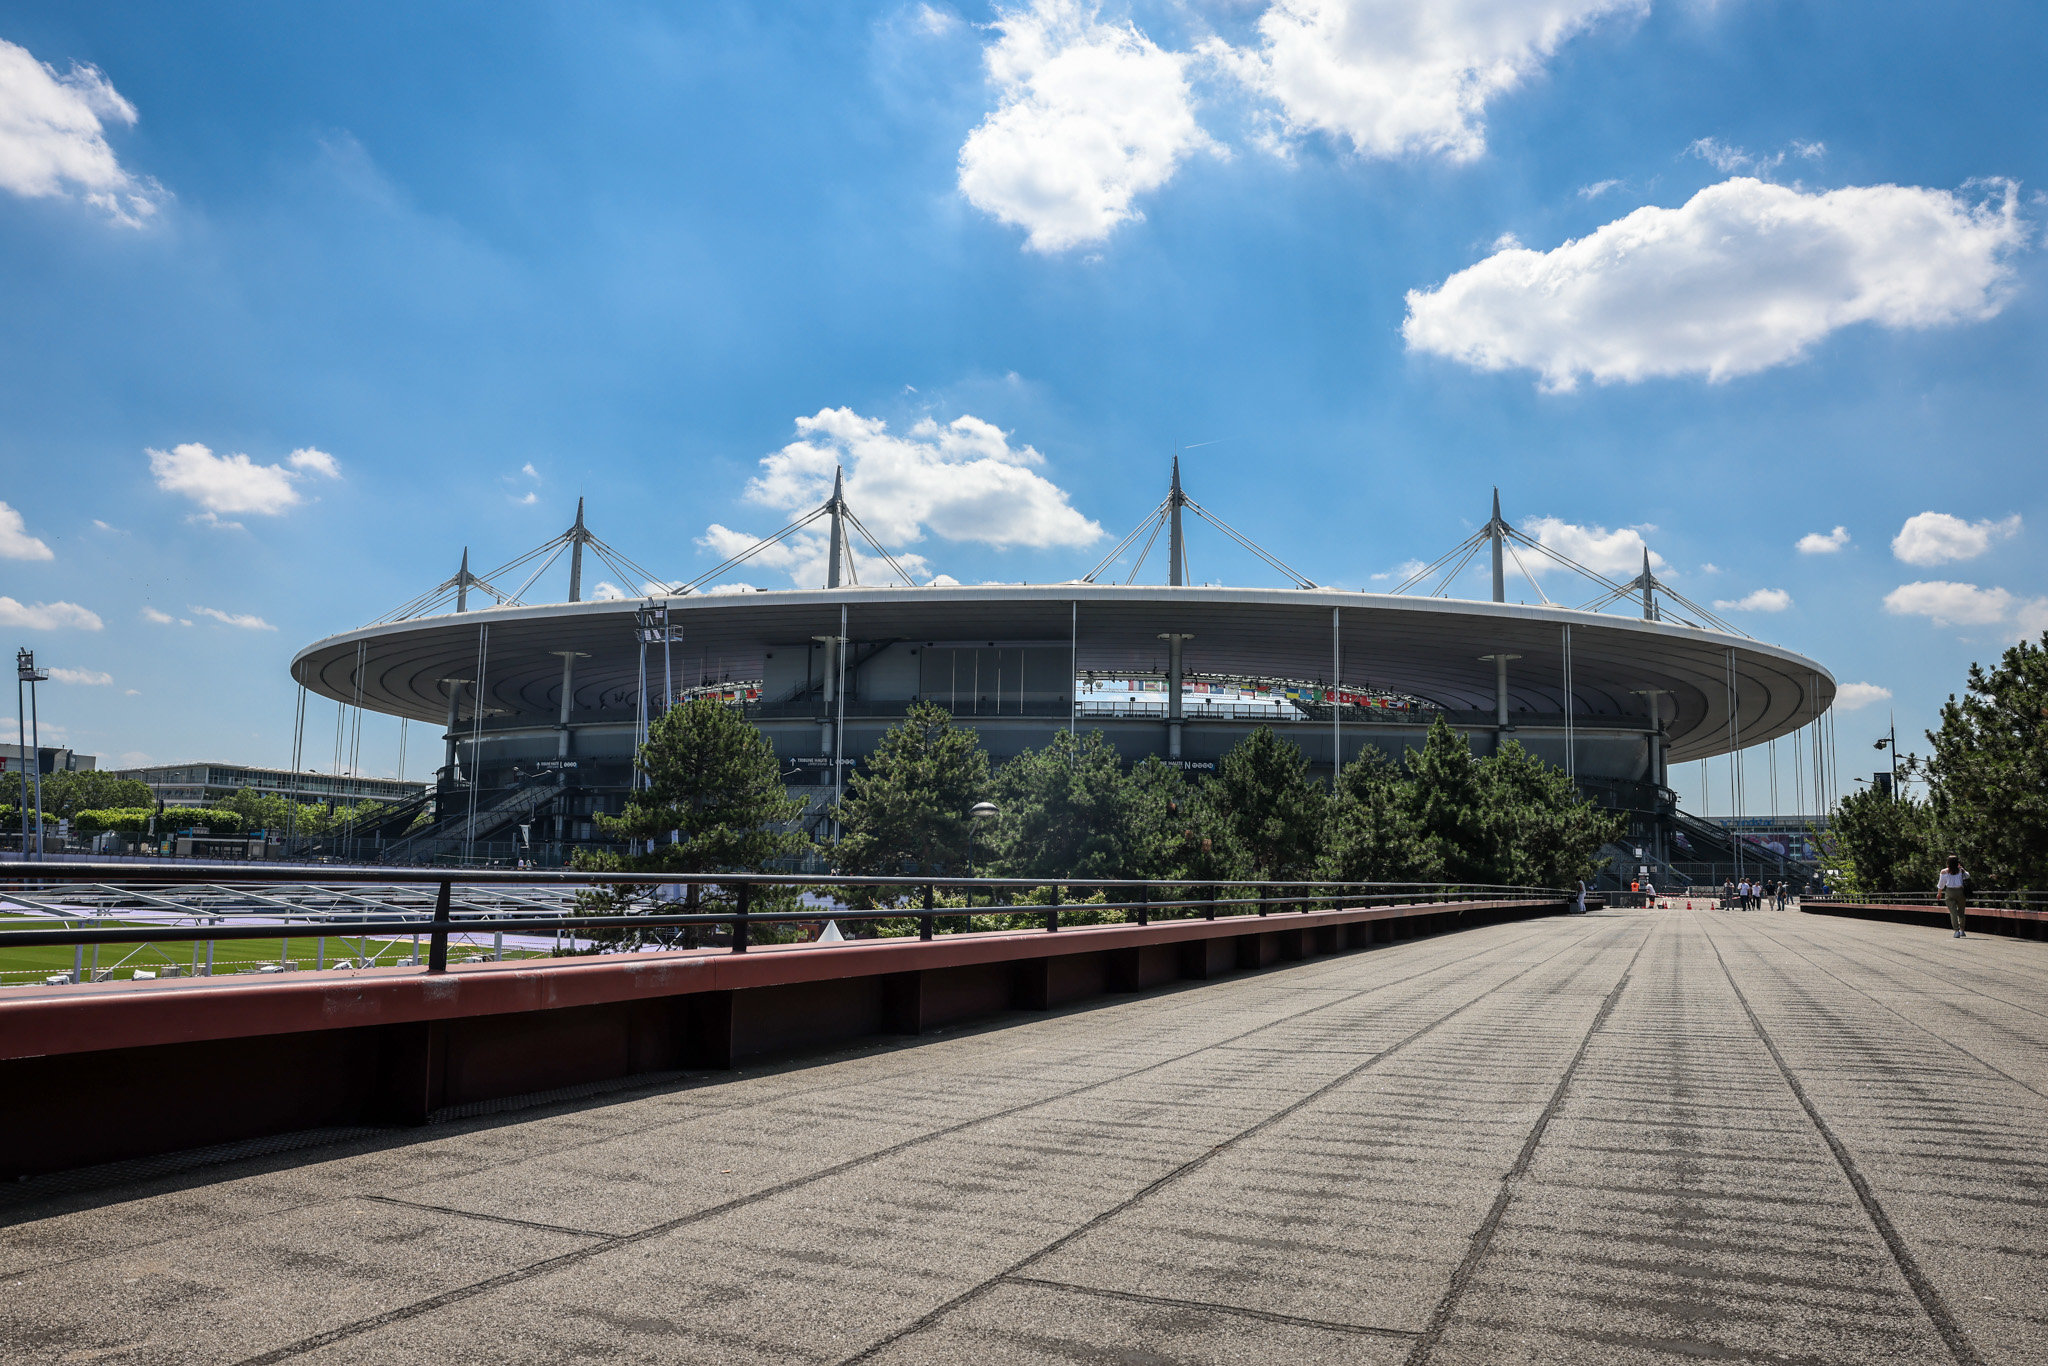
[0,914,544,985]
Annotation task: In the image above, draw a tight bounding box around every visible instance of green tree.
[1476,740,1623,887]
[833,701,991,876]
[594,698,810,873]
[1122,756,1201,880]
[1404,717,1487,882]
[989,730,1131,879]
[33,770,153,819]
[1320,747,1421,882]
[1204,727,1327,880]
[1825,787,1936,895]
[1926,630,2048,888]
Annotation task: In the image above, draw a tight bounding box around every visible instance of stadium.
[289,467,1836,876]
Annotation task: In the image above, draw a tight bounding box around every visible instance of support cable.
[1082,500,1170,583]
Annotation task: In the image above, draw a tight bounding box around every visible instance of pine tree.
[1204,726,1327,880]
[598,698,810,872]
[1927,630,2048,889]
[989,730,1130,878]
[833,701,991,875]
[1320,746,1420,882]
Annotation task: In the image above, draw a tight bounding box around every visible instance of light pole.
[968,800,998,875]
[16,649,48,860]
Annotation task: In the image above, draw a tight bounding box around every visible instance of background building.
[116,761,425,810]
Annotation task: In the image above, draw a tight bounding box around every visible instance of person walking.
[1938,856,1970,938]
[1723,877,1736,910]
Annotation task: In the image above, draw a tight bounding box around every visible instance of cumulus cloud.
[1882,580,2046,637]
[1713,587,1792,612]
[1403,178,2026,391]
[1890,511,2019,566]
[1833,682,1891,712]
[0,38,164,226]
[0,501,53,560]
[148,442,341,520]
[958,0,1216,252]
[1797,525,1850,554]
[191,605,276,631]
[701,408,1099,588]
[1523,516,1666,579]
[48,666,112,685]
[1216,0,1643,163]
[0,598,102,630]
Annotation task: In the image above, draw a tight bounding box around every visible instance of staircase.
[378,774,564,865]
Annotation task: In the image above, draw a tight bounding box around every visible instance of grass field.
[0,914,546,985]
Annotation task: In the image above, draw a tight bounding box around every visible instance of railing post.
[1135,883,1148,927]
[920,882,935,941]
[1258,884,1269,917]
[428,878,451,973]
[1204,884,1216,921]
[1047,882,1060,932]
[733,881,750,953]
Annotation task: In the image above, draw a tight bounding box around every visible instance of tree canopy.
[1925,630,2048,889]
[595,698,810,873]
[833,701,992,875]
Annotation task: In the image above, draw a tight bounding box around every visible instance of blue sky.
[1,0,2042,815]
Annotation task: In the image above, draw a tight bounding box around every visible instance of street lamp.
[968,800,998,875]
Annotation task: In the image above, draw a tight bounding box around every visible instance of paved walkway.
[4,906,2044,1364]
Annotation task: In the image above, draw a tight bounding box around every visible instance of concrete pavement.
[3,906,2042,1364]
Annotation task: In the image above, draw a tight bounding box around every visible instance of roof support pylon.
[568,498,588,603]
[1489,488,1505,604]
[1168,456,1186,587]
[826,467,847,589]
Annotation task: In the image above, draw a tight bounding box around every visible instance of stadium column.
[1331,606,1341,779]
[1159,632,1193,760]
[551,651,586,759]
[439,679,466,779]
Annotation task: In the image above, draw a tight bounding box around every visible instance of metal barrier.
[0,862,1574,986]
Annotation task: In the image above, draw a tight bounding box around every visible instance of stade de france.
[290,463,1836,877]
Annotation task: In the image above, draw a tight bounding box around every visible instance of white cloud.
[191,605,276,631]
[915,3,961,35]
[1797,525,1850,554]
[0,38,164,226]
[1578,179,1620,200]
[520,462,539,479]
[706,408,1102,588]
[1370,557,1428,583]
[286,447,340,479]
[1217,0,1644,163]
[1883,580,2017,628]
[1890,511,2019,566]
[140,607,178,624]
[1403,177,2026,391]
[1713,587,1792,612]
[1833,682,1891,712]
[588,581,629,601]
[1522,516,1666,579]
[958,0,1216,252]
[1686,137,1827,178]
[0,598,102,630]
[1698,562,1721,575]
[48,666,111,685]
[0,501,53,560]
[147,442,342,519]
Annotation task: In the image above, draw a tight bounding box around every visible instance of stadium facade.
[290,472,1835,872]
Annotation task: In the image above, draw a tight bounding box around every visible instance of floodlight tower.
[15,648,48,859]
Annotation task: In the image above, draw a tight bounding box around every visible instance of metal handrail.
[0,863,1574,976]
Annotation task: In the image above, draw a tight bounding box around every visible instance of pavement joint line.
[1788,913,2048,998]
[358,1194,620,1243]
[226,914,1602,1365]
[1700,916,1986,1366]
[1771,916,2048,1027]
[832,917,1639,1366]
[1399,917,1654,1366]
[996,1273,1422,1339]
[1733,917,2048,1104]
